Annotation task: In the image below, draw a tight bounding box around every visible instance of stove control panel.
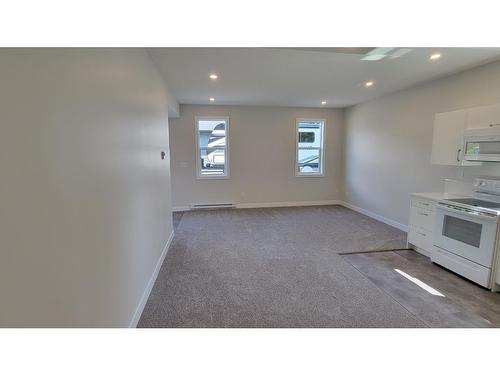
[474,178,500,195]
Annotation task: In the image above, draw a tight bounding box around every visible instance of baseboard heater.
[190,203,236,210]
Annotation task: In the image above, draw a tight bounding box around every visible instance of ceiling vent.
[360,47,413,61]
[281,47,374,55]
[277,47,412,60]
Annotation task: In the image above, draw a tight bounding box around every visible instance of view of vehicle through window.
[296,120,324,175]
[197,118,228,177]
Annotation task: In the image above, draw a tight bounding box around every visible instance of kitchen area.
[408,102,500,293]
[337,101,500,328]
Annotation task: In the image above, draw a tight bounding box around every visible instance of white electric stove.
[433,178,500,289]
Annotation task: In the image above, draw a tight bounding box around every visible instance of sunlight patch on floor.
[394,268,445,297]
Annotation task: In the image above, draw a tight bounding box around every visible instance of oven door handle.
[437,204,499,221]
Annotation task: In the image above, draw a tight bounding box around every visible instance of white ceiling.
[149,48,500,108]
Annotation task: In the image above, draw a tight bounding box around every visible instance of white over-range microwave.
[463,127,500,162]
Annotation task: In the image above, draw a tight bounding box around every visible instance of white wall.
[169,105,344,208]
[0,48,173,327]
[344,60,500,227]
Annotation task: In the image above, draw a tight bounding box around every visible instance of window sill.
[196,175,231,180]
[295,173,325,178]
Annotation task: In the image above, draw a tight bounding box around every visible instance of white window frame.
[295,118,325,177]
[195,116,230,179]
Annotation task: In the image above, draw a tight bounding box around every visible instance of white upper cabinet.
[431,109,467,165]
[467,103,500,129]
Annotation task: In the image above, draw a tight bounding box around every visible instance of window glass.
[296,120,324,176]
[297,149,320,173]
[197,118,229,177]
[299,132,315,143]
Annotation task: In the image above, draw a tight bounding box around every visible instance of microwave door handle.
[438,205,498,221]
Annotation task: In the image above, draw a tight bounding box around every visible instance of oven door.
[434,205,498,267]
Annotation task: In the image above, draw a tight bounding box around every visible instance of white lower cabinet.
[408,228,432,252]
[410,206,434,231]
[408,197,436,257]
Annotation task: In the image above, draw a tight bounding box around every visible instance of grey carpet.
[173,211,183,230]
[138,205,422,327]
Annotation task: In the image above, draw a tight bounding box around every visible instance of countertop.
[411,192,468,202]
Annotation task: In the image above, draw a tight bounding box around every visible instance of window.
[299,132,315,143]
[196,117,229,178]
[296,119,325,176]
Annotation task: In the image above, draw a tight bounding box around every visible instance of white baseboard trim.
[129,229,175,328]
[236,200,342,209]
[339,201,408,233]
[174,200,342,211]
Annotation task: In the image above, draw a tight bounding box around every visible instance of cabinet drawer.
[410,207,435,231]
[411,198,434,210]
[408,226,433,252]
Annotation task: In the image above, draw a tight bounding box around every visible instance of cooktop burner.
[445,198,500,210]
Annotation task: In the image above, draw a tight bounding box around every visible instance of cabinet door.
[467,103,500,129]
[431,110,466,165]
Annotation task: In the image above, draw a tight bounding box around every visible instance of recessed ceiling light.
[209,73,218,80]
[209,97,215,102]
[364,80,374,87]
[321,100,327,105]
[430,53,441,61]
